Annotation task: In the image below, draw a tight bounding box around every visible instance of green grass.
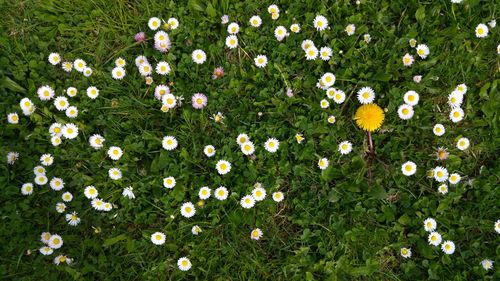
[0,0,499,280]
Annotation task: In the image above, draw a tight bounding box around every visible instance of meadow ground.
[0,0,499,280]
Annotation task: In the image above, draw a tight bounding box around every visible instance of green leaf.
[103,234,127,247]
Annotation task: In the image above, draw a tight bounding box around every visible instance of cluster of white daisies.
[48,53,93,76]
[402,39,430,67]
[39,232,71,265]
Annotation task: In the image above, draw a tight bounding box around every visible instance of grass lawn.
[0,0,499,280]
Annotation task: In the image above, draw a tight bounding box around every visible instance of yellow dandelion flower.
[354,103,385,132]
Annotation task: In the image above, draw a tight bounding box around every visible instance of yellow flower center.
[67,128,73,134]
[453,111,460,118]
[436,171,443,177]
[405,165,412,172]
[220,163,227,170]
[185,207,192,213]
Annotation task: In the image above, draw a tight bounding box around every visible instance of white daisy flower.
[84,185,98,199]
[39,246,53,256]
[319,46,332,61]
[236,133,249,145]
[86,86,99,99]
[313,15,328,31]
[48,234,63,249]
[338,141,353,155]
[272,191,284,202]
[251,228,263,240]
[177,257,192,271]
[191,225,202,235]
[495,220,500,234]
[254,55,268,68]
[19,97,34,113]
[122,186,135,199]
[456,137,470,151]
[318,158,329,170]
[40,154,54,166]
[65,211,80,226]
[216,160,231,175]
[345,24,355,35]
[115,57,126,67]
[264,138,280,153]
[55,202,66,213]
[198,186,211,200]
[301,39,315,51]
[441,241,455,254]
[64,90,80,104]
[249,15,262,27]
[61,61,72,72]
[401,161,417,176]
[48,53,61,65]
[333,89,346,104]
[433,166,449,182]
[321,72,336,87]
[252,187,266,201]
[481,259,494,270]
[241,141,255,155]
[364,34,371,43]
[163,177,176,189]
[225,35,238,49]
[455,84,467,95]
[433,124,445,136]
[240,195,255,209]
[274,26,288,40]
[111,67,126,80]
[203,145,216,157]
[448,90,463,108]
[424,218,437,232]
[108,168,122,180]
[74,59,86,72]
[162,93,177,108]
[83,67,93,77]
[91,198,104,210]
[180,202,196,218]
[449,107,464,123]
[151,232,166,245]
[155,61,171,75]
[214,186,229,200]
[475,23,489,38]
[135,55,148,67]
[21,183,34,195]
[162,136,178,150]
[416,44,430,59]
[37,85,55,101]
[403,91,419,106]
[148,17,161,30]
[33,165,46,175]
[227,22,240,34]
[61,191,73,202]
[413,75,422,83]
[305,46,318,60]
[35,174,48,185]
[41,232,51,244]
[107,146,123,161]
[290,23,300,33]
[357,87,375,104]
[437,184,448,195]
[49,177,64,191]
[400,247,411,258]
[7,112,19,124]
[167,18,179,29]
[327,115,336,124]
[139,63,152,76]
[62,123,78,139]
[398,104,414,120]
[402,53,414,66]
[448,173,461,185]
[89,134,105,149]
[192,49,207,64]
[102,202,113,212]
[268,4,279,14]
[320,99,330,109]
[53,255,71,265]
[65,106,78,118]
[54,96,69,111]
